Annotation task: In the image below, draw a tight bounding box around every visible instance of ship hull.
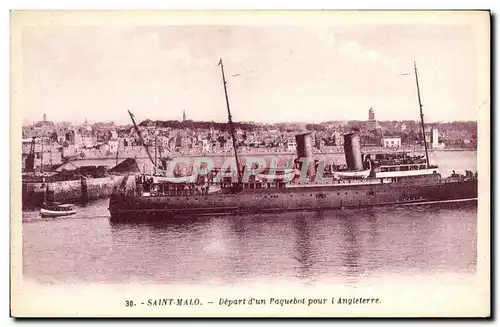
[108,178,477,222]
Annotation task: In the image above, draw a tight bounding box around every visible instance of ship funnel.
[343,132,363,171]
[295,132,315,177]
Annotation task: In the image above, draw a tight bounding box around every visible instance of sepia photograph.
[10,10,490,317]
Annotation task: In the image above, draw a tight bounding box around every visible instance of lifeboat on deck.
[333,169,371,179]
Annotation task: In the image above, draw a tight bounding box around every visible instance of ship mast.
[218,57,242,184]
[115,137,120,166]
[154,136,158,173]
[40,136,44,173]
[414,61,430,168]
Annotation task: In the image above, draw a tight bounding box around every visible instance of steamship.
[108,60,478,222]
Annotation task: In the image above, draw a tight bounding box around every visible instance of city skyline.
[18,11,487,125]
[23,108,479,127]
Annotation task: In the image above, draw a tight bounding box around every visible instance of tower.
[368,107,375,121]
[43,113,47,122]
[182,109,187,122]
[431,127,439,148]
[367,107,377,130]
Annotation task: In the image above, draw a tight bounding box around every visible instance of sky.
[17,11,488,125]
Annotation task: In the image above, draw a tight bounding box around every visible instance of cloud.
[148,32,160,43]
[363,49,382,61]
[161,45,192,61]
[339,41,382,62]
[312,26,337,47]
[340,40,362,54]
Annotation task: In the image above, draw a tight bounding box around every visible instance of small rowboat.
[40,202,76,217]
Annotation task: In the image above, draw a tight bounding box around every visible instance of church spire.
[182,109,186,122]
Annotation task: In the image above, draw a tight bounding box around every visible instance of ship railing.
[291,177,380,186]
[137,178,295,197]
[445,170,477,182]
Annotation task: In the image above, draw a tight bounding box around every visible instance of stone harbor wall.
[22,176,123,207]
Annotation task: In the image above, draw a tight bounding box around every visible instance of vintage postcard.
[10,10,490,317]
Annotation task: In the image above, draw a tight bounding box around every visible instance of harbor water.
[22,151,478,285]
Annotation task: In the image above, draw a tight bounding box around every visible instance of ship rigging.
[128,109,157,169]
[413,61,431,168]
[218,57,243,185]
